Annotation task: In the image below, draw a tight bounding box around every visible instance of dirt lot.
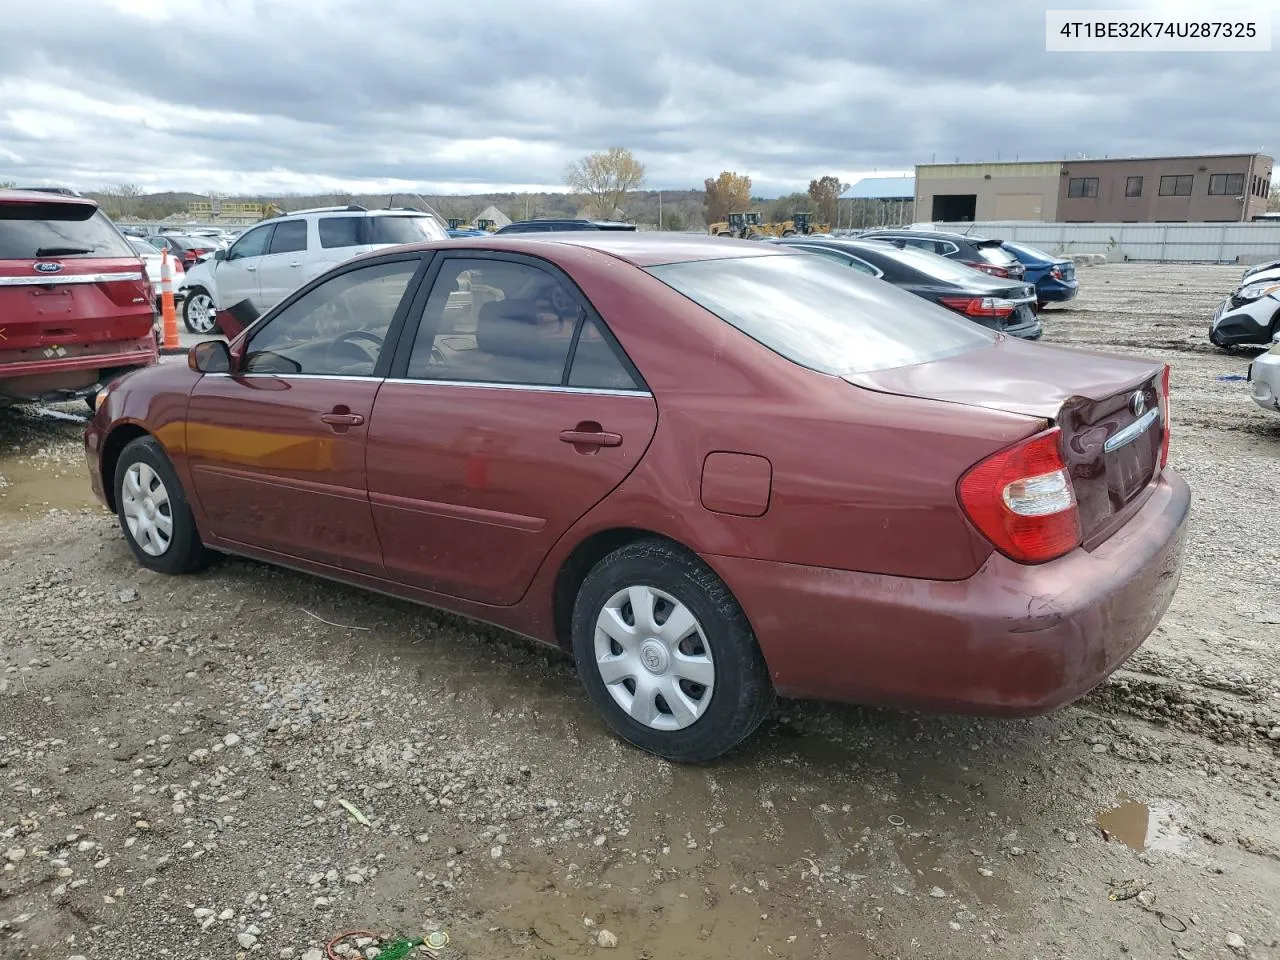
[1,263,1277,960]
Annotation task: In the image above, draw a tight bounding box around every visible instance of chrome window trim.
[846,255,884,278]
[937,241,959,256]
[0,271,145,286]
[1103,408,1160,453]
[383,378,651,397]
[200,371,652,398]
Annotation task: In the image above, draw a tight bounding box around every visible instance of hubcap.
[188,293,215,333]
[594,585,715,732]
[120,462,173,557]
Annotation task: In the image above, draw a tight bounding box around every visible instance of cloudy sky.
[0,0,1275,197]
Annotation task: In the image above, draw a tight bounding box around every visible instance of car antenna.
[962,219,977,236]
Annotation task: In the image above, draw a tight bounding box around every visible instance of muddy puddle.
[1097,797,1189,855]
[0,456,99,516]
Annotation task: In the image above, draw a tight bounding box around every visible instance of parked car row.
[85,228,1184,763]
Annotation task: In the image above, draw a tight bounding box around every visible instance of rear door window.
[268,220,308,255]
[649,254,993,376]
[319,216,362,249]
[0,205,134,259]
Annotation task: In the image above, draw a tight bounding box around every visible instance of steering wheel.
[332,329,384,351]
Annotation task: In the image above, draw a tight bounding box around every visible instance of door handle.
[560,426,622,448]
[321,410,365,428]
[289,261,302,267]
[245,265,257,272]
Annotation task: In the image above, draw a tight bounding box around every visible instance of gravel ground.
[0,262,1277,960]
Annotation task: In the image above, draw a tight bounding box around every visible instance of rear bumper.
[1037,278,1079,302]
[0,337,158,400]
[708,469,1190,716]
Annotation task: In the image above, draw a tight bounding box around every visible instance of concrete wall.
[929,220,1280,263]
[1057,154,1273,223]
[915,162,1061,223]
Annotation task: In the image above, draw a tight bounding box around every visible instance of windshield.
[977,245,1018,267]
[1003,241,1055,262]
[0,206,135,259]
[875,244,992,283]
[648,254,993,376]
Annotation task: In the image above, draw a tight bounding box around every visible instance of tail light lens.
[98,273,152,307]
[938,295,1017,318]
[963,260,1011,278]
[958,427,1081,564]
[1158,364,1170,469]
[1049,265,1063,280]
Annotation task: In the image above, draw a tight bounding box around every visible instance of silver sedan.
[1248,338,1280,416]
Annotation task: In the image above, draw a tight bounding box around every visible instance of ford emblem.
[34,261,63,274]
[1129,391,1146,417]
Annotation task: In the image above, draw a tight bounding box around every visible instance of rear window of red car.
[0,203,135,260]
[648,254,993,375]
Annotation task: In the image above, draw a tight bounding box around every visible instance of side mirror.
[188,339,232,374]
[214,248,226,261]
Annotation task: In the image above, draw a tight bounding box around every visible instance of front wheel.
[572,539,774,763]
[114,437,209,575]
[183,288,217,335]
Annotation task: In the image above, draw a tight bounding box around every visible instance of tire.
[113,436,209,575]
[571,539,774,763]
[183,287,217,335]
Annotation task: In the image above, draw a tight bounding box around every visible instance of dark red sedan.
[85,234,1189,762]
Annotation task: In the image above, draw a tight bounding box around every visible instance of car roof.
[0,188,98,209]
[864,229,994,243]
[356,232,792,268]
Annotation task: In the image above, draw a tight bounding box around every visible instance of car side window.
[268,220,307,255]
[567,317,641,390]
[319,216,362,249]
[901,237,937,252]
[804,247,855,267]
[405,258,581,386]
[242,261,418,377]
[227,225,272,261]
[846,256,880,276]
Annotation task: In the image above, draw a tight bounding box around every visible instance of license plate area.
[1104,409,1159,505]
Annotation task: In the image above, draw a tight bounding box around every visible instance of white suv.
[180,205,448,333]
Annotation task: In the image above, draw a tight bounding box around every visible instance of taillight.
[964,260,1011,278]
[99,275,151,307]
[958,427,1081,564]
[938,295,1017,318]
[1049,265,1063,280]
[1158,364,1171,469]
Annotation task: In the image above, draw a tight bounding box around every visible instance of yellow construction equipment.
[708,211,769,240]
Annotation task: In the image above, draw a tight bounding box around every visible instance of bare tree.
[103,183,144,218]
[565,147,646,219]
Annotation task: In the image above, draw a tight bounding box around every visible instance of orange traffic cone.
[159,249,182,355]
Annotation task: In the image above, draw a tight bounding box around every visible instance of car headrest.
[475,298,564,360]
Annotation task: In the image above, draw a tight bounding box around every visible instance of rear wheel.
[113,437,209,575]
[183,288,217,335]
[572,539,774,763]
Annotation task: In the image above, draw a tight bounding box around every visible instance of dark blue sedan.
[1002,241,1078,307]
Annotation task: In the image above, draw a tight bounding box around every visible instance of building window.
[1208,173,1246,196]
[1125,176,1143,197]
[1158,175,1194,197]
[1067,177,1098,199]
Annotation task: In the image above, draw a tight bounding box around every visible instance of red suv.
[1,189,157,407]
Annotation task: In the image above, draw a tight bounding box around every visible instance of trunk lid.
[845,337,1166,544]
[0,196,153,354]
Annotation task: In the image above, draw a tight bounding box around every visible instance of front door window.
[244,260,418,376]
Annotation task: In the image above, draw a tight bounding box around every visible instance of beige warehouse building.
[915,153,1273,223]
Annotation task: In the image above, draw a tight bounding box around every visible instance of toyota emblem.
[1129,391,1146,417]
